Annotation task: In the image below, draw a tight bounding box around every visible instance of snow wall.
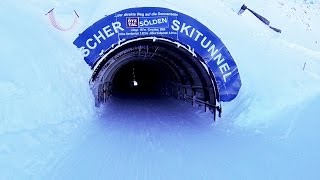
[1,0,320,134]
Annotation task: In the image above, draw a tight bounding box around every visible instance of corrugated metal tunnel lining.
[90,38,219,112]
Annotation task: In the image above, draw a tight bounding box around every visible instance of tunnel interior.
[90,38,219,111]
[112,60,171,97]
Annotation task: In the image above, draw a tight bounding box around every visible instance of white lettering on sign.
[139,17,168,27]
[180,23,191,36]
[80,22,124,57]
[86,38,97,49]
[171,19,233,82]
[112,22,124,33]
[201,36,211,48]
[102,25,114,38]
[93,31,106,44]
[127,18,139,27]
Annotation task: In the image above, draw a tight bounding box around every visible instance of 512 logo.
[126,17,139,28]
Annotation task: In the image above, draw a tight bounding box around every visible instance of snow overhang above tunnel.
[73,7,242,102]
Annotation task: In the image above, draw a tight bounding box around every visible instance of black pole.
[238,4,247,15]
[74,10,79,18]
[269,26,282,33]
[247,8,270,25]
[45,8,54,15]
[238,4,281,33]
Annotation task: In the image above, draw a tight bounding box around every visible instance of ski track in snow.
[2,97,313,180]
[47,98,217,180]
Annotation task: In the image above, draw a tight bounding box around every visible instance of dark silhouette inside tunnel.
[112,60,171,97]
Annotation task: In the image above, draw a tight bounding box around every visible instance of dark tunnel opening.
[112,60,171,97]
[90,38,219,115]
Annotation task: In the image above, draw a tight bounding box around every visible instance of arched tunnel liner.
[73,7,242,119]
[91,38,217,111]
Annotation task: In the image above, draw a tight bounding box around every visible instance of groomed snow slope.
[0,0,320,179]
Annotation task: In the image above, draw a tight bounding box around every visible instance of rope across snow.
[46,8,79,31]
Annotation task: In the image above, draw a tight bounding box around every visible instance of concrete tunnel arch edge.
[73,7,242,103]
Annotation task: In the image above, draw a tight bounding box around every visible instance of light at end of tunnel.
[133,80,138,87]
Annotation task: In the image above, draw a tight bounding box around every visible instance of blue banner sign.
[74,7,242,102]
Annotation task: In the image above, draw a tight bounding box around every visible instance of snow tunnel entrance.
[90,38,218,112]
[73,7,242,119]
